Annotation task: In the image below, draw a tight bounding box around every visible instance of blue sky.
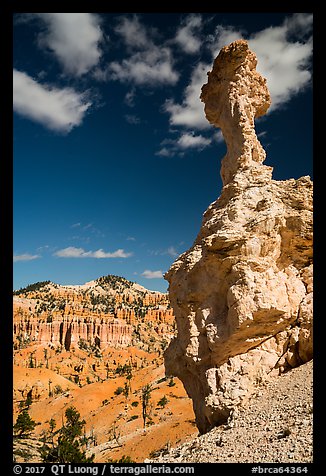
[13,12,313,292]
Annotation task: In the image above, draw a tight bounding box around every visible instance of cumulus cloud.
[156,131,211,156]
[165,13,313,129]
[174,14,203,54]
[108,47,178,86]
[249,13,313,111]
[141,270,164,279]
[54,247,132,258]
[14,253,40,263]
[177,132,211,149]
[114,15,149,49]
[107,16,179,86]
[164,62,209,129]
[209,13,313,112]
[33,13,103,76]
[13,69,91,132]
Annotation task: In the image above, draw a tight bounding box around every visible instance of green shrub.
[127,415,139,422]
[168,377,176,387]
[54,385,63,395]
[107,455,135,463]
[114,387,124,396]
[157,396,169,408]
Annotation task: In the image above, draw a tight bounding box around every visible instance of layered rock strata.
[13,278,175,350]
[164,40,313,434]
[13,311,133,350]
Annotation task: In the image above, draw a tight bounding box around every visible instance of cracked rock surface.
[164,40,313,434]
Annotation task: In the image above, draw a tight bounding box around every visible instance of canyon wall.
[13,285,174,351]
[13,310,133,349]
[164,40,313,434]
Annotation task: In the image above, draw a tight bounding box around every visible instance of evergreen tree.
[141,384,152,429]
[40,406,94,463]
[126,364,133,393]
[157,395,168,408]
[14,409,37,438]
[24,392,33,409]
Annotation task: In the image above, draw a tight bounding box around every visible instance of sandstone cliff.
[164,40,313,434]
[13,276,174,351]
[13,307,133,350]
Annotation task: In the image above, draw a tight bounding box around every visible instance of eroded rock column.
[201,40,271,186]
[164,40,313,434]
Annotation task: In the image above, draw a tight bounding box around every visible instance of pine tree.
[141,384,152,429]
[126,364,133,393]
[40,406,94,463]
[14,409,37,438]
[157,395,168,408]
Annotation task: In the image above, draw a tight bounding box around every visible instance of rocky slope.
[165,40,313,434]
[13,275,198,463]
[13,362,196,463]
[148,360,313,463]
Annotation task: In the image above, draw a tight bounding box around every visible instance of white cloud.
[109,47,178,86]
[156,132,211,157]
[177,132,211,149]
[166,246,178,257]
[54,247,132,258]
[164,62,210,129]
[163,26,244,130]
[206,14,313,112]
[83,223,93,230]
[257,131,267,138]
[284,12,313,38]
[124,89,136,107]
[156,147,174,158]
[207,24,245,57]
[141,270,164,279]
[174,14,203,54]
[248,13,313,111]
[13,69,91,132]
[213,130,224,143]
[125,114,141,125]
[14,253,40,263]
[107,16,178,86]
[114,15,149,49]
[34,13,103,77]
[164,13,312,130]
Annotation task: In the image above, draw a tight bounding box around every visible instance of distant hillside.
[13,273,175,359]
[13,274,172,321]
[14,274,159,298]
[14,280,51,295]
[13,275,197,463]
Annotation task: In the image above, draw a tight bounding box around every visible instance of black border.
[2,3,320,474]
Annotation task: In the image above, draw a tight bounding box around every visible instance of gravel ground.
[147,360,313,463]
